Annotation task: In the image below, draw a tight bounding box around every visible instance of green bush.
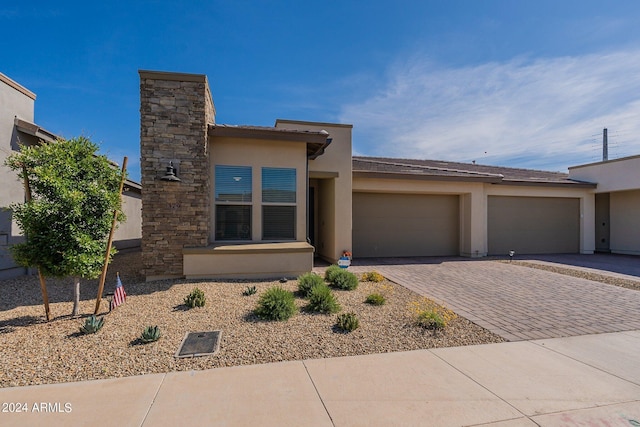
[255,286,297,321]
[184,288,206,308]
[336,312,359,332]
[365,293,386,305]
[332,269,358,290]
[361,271,385,282]
[324,264,342,283]
[297,273,325,297]
[306,284,341,314]
[416,310,446,330]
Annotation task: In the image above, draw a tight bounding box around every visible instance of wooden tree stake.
[23,165,51,321]
[94,157,128,314]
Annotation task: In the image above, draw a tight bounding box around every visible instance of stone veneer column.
[139,70,215,280]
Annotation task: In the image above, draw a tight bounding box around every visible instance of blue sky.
[3,1,640,181]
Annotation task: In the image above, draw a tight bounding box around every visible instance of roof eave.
[496,179,597,188]
[208,124,330,159]
[352,170,503,184]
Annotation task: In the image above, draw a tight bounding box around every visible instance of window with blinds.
[215,165,252,240]
[262,167,296,240]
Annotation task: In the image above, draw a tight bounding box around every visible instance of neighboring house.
[569,155,640,256]
[140,70,640,281]
[0,72,142,279]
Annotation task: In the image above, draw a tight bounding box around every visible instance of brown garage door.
[488,196,580,255]
[353,193,459,257]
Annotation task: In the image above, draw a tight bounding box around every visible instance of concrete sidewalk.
[1,330,639,426]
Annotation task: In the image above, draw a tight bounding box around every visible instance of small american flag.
[111,273,126,310]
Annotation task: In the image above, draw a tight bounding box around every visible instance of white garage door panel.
[353,193,459,257]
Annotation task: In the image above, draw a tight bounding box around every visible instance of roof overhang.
[208,124,330,159]
[353,170,504,183]
[14,117,142,189]
[14,117,57,143]
[495,179,597,188]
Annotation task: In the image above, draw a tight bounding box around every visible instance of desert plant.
[409,297,457,330]
[306,284,341,314]
[361,271,385,282]
[297,272,325,297]
[416,310,446,330]
[254,286,297,321]
[336,312,359,332]
[141,325,162,343]
[184,288,206,308]
[79,315,104,334]
[331,269,358,290]
[242,285,257,296]
[365,293,386,305]
[324,264,342,283]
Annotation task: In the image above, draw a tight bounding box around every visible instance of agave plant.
[242,285,257,296]
[141,325,162,343]
[80,315,105,334]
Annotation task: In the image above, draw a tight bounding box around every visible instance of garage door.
[488,196,579,255]
[353,193,459,257]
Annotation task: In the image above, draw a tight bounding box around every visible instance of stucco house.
[139,70,639,281]
[0,72,142,279]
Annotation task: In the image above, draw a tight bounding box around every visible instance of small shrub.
[365,293,386,306]
[141,325,161,343]
[80,315,104,334]
[324,264,342,283]
[255,286,297,321]
[184,288,206,308]
[336,312,359,332]
[307,284,341,314]
[409,298,457,330]
[332,269,358,290]
[242,286,257,296]
[416,310,446,330]
[297,273,325,297]
[361,271,384,282]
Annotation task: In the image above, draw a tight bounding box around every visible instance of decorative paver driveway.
[351,257,640,341]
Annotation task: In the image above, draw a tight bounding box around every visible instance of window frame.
[214,165,253,241]
[261,167,297,241]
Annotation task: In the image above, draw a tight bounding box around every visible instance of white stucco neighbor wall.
[569,155,640,256]
[0,73,36,278]
[569,155,640,193]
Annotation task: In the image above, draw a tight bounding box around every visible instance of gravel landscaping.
[0,250,503,388]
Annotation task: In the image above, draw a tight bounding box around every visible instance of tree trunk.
[72,276,80,316]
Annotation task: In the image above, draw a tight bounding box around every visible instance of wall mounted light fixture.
[161,161,181,182]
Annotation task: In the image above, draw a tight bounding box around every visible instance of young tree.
[6,136,125,316]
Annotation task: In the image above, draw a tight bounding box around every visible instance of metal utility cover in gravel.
[175,331,222,358]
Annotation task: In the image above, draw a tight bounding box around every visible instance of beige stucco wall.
[113,188,142,249]
[183,242,313,279]
[276,120,353,263]
[610,190,640,255]
[352,176,595,257]
[209,137,308,243]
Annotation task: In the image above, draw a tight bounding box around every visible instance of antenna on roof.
[603,128,608,161]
